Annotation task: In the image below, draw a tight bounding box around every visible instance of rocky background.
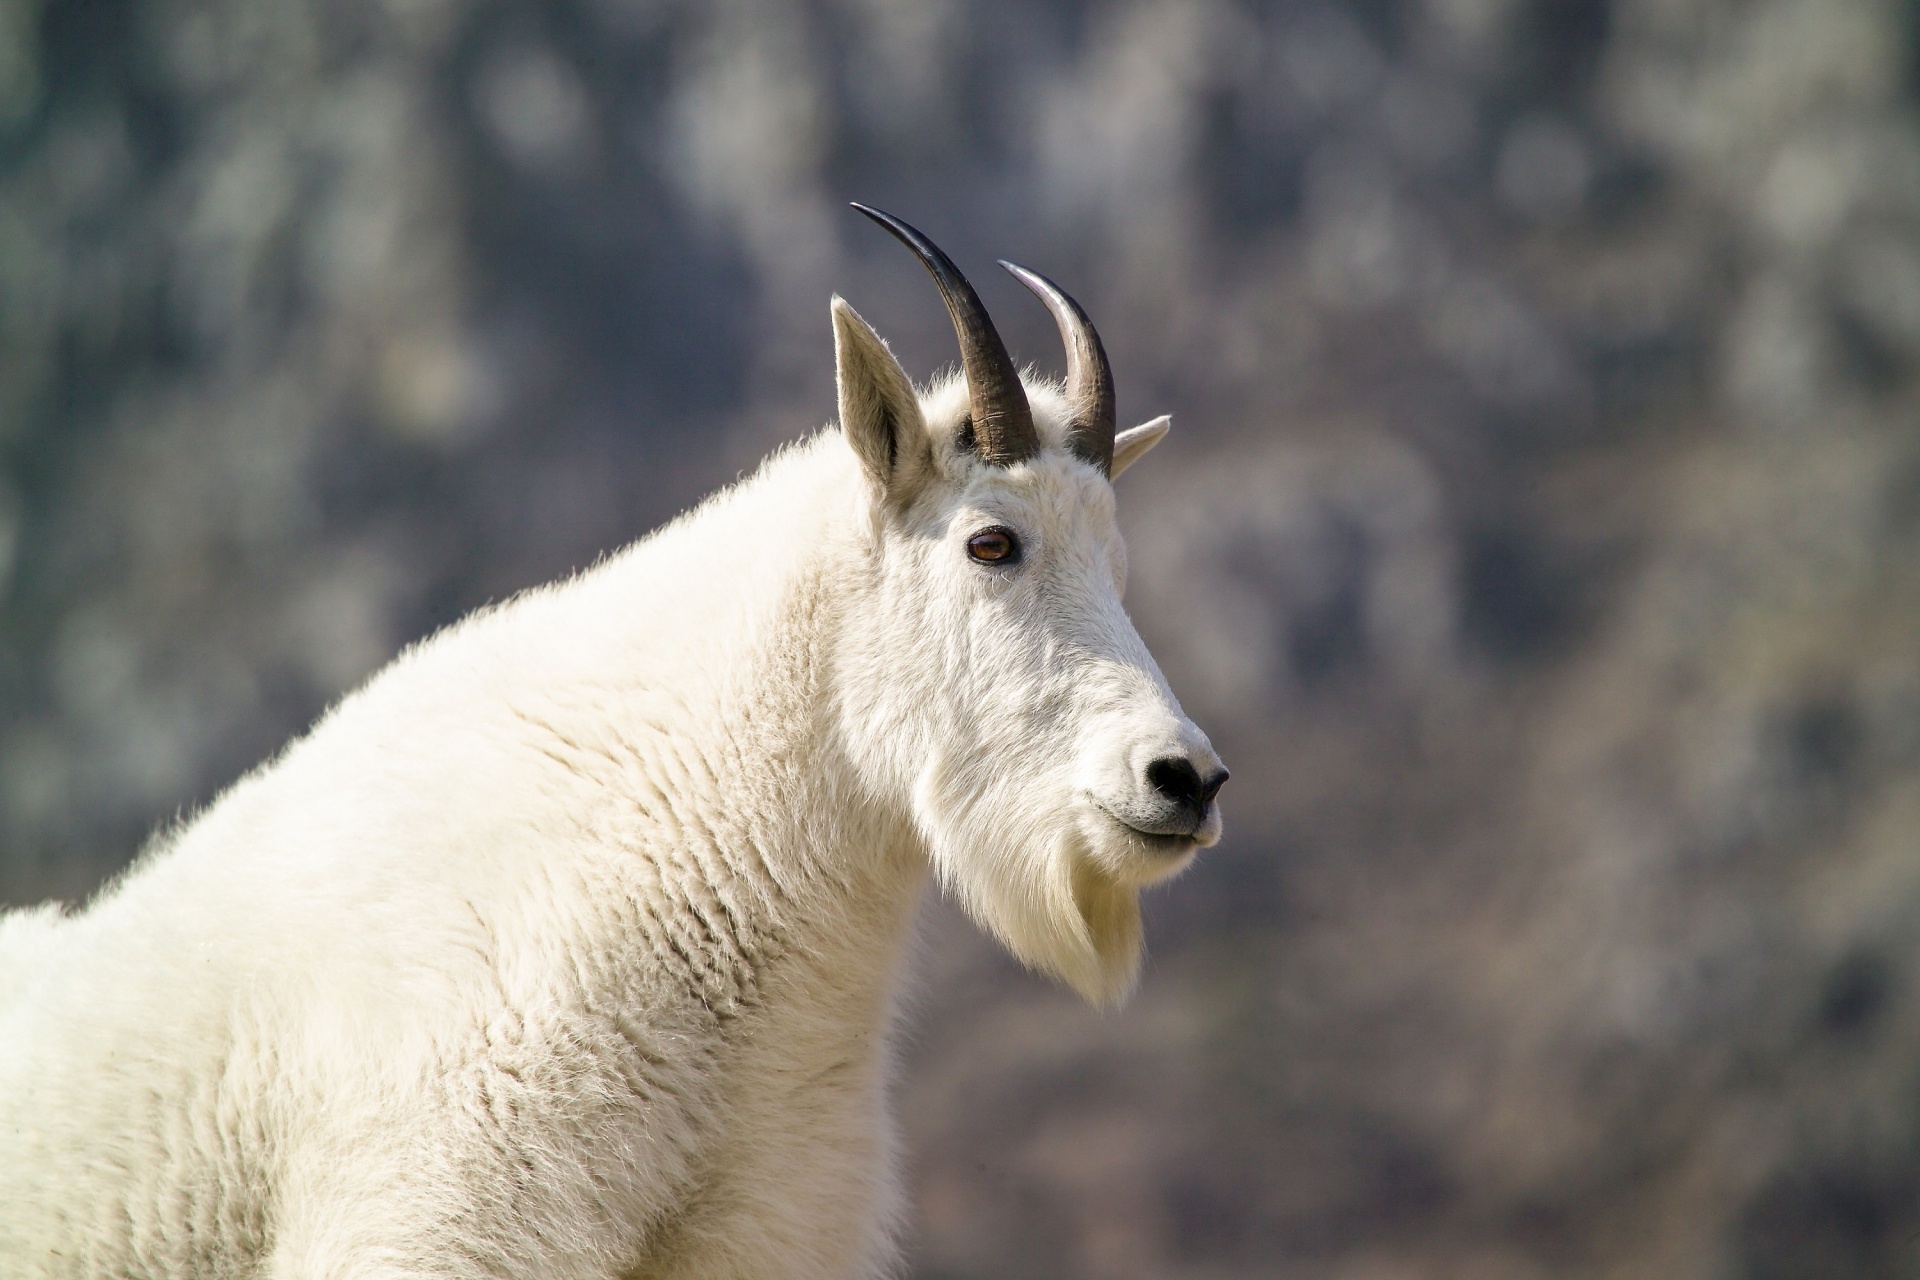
[5,0,1920,1275]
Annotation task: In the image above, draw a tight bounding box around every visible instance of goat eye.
[966,527,1020,564]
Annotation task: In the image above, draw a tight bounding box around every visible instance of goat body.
[0,221,1223,1278]
[3,436,926,1277]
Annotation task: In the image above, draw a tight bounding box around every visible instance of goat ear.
[833,297,931,503]
[1110,415,1170,479]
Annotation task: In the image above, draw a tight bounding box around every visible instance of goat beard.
[917,785,1145,1008]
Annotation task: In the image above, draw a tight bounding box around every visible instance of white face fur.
[830,298,1225,1006]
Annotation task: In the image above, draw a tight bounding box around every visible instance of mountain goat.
[0,206,1227,1280]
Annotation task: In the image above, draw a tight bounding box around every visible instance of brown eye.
[966,527,1020,565]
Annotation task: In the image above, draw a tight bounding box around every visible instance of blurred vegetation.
[5,0,1920,1276]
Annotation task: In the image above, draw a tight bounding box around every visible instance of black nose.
[1145,758,1227,815]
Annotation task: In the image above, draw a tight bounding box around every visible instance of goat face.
[830,211,1224,1006]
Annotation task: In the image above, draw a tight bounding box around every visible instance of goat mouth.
[1090,800,1202,854]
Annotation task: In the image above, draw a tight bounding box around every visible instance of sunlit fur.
[0,298,1220,1279]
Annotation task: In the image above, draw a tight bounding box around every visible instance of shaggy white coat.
[0,299,1220,1280]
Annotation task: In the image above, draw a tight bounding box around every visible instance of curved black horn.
[999,261,1116,476]
[850,204,1038,466]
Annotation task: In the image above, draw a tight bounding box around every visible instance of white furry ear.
[1110,415,1170,478]
[833,297,932,503]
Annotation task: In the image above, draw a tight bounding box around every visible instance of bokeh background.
[5,0,1920,1275]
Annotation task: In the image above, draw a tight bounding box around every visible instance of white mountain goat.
[0,206,1227,1280]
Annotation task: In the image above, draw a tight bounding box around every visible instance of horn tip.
[848,202,892,232]
[848,203,930,257]
[998,260,1067,310]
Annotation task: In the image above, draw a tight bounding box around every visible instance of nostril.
[1145,757,1203,809]
[1198,768,1228,806]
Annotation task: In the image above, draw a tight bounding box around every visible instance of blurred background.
[4,0,1920,1274]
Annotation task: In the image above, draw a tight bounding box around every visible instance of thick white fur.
[0,299,1220,1279]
